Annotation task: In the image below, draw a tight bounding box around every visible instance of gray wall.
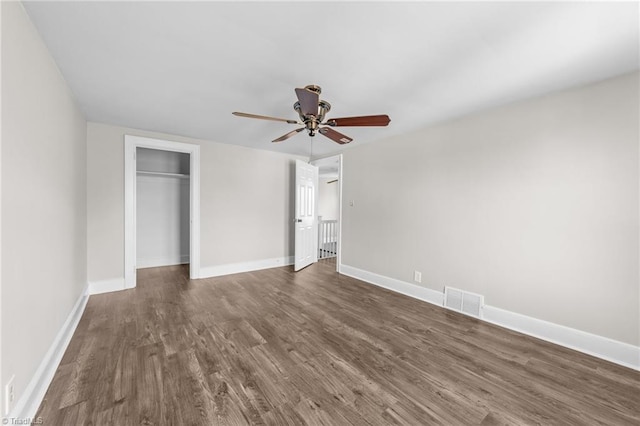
[137,147,190,175]
[87,122,304,283]
[1,1,87,409]
[342,72,639,346]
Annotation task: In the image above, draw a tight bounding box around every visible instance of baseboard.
[88,277,126,295]
[8,283,89,420]
[339,264,443,306]
[199,256,294,278]
[136,255,190,269]
[339,263,640,371]
[92,257,294,291]
[482,306,640,370]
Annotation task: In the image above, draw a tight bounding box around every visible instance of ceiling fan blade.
[232,111,299,124]
[295,88,319,116]
[272,128,305,143]
[325,114,391,127]
[319,127,353,144]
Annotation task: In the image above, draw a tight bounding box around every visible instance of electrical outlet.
[5,375,15,415]
[414,271,422,283]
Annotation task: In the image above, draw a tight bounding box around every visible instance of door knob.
[295,219,302,223]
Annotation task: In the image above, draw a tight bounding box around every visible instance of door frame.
[311,154,343,273]
[124,135,201,288]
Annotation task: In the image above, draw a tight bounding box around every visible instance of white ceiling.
[23,1,639,158]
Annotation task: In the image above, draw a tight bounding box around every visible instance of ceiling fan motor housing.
[307,119,319,136]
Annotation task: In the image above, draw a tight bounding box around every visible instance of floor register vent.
[444,287,484,319]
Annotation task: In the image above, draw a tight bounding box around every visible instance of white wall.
[87,122,304,283]
[342,72,639,346]
[1,0,87,411]
[318,178,339,221]
[136,149,190,268]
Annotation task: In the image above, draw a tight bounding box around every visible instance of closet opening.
[124,135,201,289]
[136,148,191,270]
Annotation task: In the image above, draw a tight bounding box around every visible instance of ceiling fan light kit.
[232,85,390,144]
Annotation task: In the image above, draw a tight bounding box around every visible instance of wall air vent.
[444,287,484,319]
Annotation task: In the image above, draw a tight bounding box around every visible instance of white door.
[294,160,319,271]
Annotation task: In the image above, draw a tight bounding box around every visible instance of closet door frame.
[124,135,201,288]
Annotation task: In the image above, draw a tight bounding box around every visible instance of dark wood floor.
[37,259,639,425]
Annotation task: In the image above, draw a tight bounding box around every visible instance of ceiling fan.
[232,85,390,144]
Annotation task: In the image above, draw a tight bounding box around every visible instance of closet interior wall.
[136,148,190,269]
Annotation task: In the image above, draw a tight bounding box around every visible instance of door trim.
[124,135,201,288]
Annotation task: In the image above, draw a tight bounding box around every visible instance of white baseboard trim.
[8,283,90,420]
[88,277,126,295]
[90,256,294,292]
[339,264,443,306]
[482,306,640,370]
[136,255,190,269]
[339,263,640,371]
[200,256,294,278]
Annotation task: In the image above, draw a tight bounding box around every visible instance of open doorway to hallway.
[311,155,342,272]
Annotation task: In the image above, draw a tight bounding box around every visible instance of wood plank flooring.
[37,260,640,425]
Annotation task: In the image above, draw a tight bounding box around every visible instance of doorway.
[124,135,201,288]
[311,154,343,272]
[136,148,190,269]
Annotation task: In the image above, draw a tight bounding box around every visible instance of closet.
[136,148,190,268]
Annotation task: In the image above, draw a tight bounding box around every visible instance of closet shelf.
[137,170,190,179]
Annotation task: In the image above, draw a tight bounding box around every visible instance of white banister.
[318,217,338,259]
